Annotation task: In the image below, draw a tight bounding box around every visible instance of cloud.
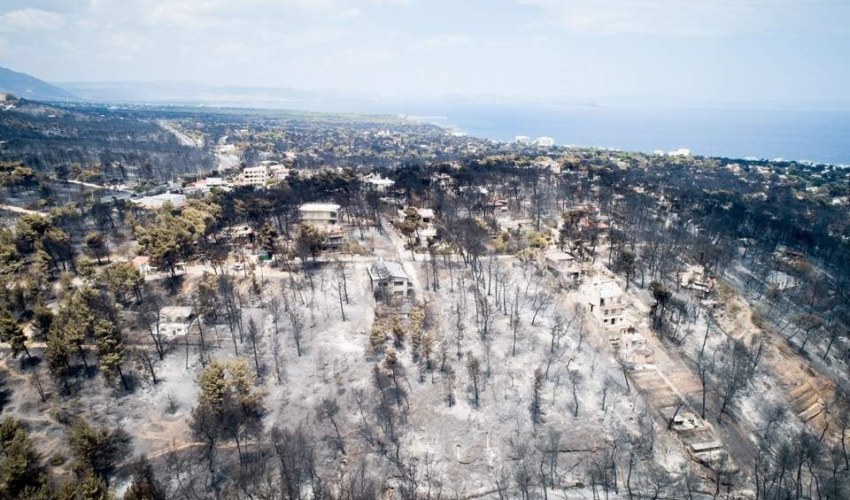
[0,8,66,31]
[514,0,842,36]
[412,34,471,50]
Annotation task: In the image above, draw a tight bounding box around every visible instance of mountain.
[0,66,76,101]
[59,80,388,113]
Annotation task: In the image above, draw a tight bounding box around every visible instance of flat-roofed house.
[237,166,270,187]
[543,251,591,285]
[361,172,395,192]
[368,260,413,302]
[133,193,187,210]
[582,280,627,330]
[300,203,341,226]
[159,306,196,338]
[397,207,437,245]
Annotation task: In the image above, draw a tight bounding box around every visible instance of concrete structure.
[534,136,555,147]
[323,226,346,249]
[269,164,289,180]
[132,256,152,277]
[679,264,715,294]
[496,217,532,232]
[236,165,270,187]
[368,260,413,302]
[361,172,395,192]
[543,251,591,285]
[514,135,531,145]
[299,202,341,226]
[159,306,195,338]
[582,280,627,330]
[766,270,799,291]
[186,177,231,195]
[398,207,437,245]
[398,207,434,225]
[132,193,187,210]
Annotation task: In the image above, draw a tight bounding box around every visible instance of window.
[394,281,404,286]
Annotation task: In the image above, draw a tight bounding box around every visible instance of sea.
[412,103,850,166]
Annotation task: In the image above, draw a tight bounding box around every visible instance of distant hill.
[59,80,388,113]
[0,66,76,101]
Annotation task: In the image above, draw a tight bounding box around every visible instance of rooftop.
[132,193,187,210]
[300,202,341,212]
[370,260,408,281]
[544,251,575,263]
[160,306,194,318]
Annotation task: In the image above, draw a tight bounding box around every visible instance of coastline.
[409,104,850,167]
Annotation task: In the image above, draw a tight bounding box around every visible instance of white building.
[269,164,290,180]
[159,306,196,338]
[299,202,341,226]
[582,280,627,330]
[397,207,434,225]
[237,166,270,187]
[543,251,591,285]
[368,260,413,301]
[398,207,437,245]
[667,148,691,157]
[534,136,555,147]
[186,177,231,195]
[515,135,531,145]
[361,172,395,192]
[133,193,187,210]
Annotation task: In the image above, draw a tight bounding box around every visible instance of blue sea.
[415,103,850,166]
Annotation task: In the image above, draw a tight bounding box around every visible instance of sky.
[0,0,848,107]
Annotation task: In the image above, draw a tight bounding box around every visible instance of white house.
[186,177,231,195]
[398,207,437,245]
[534,136,555,147]
[361,172,395,192]
[269,164,290,180]
[543,251,591,285]
[582,280,627,330]
[299,202,341,226]
[368,260,413,302]
[133,193,187,210]
[236,166,270,187]
[158,306,196,338]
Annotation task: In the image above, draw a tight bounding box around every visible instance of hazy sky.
[0,0,848,105]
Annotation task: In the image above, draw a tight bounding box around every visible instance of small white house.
[368,260,413,302]
[133,193,187,210]
[581,280,627,330]
[159,306,196,338]
[361,172,395,192]
[300,203,341,226]
[543,251,591,285]
[397,207,437,245]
